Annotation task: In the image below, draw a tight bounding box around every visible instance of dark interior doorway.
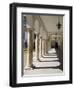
[51,41,58,49]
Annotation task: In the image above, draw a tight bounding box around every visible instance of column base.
[24,66,33,70]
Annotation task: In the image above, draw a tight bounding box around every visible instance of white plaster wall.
[34,19,40,33]
[26,15,33,28]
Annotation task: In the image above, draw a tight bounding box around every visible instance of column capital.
[34,31,39,35]
[39,35,42,38]
[25,28,33,32]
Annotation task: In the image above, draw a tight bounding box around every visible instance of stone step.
[45,53,57,55]
[42,55,57,58]
[33,61,60,67]
[48,48,56,54]
[33,57,59,61]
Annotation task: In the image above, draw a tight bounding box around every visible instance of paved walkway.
[33,48,60,67]
[24,48,63,76]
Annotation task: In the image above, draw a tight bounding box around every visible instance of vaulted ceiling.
[40,15,63,33]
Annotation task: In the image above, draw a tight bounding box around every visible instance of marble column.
[35,33,39,60]
[44,39,48,55]
[42,39,45,55]
[44,40,46,55]
[48,35,51,50]
[39,36,42,58]
[46,39,48,54]
[25,28,33,70]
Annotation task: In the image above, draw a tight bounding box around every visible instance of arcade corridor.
[22,14,63,76]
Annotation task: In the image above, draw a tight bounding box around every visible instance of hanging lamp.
[56,16,62,30]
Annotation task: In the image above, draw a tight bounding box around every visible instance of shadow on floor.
[32,65,61,70]
[32,47,63,71]
[55,47,63,71]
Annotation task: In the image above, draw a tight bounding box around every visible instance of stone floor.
[24,48,63,76]
[24,68,63,76]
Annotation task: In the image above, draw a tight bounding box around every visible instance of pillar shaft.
[25,28,33,69]
[35,33,39,60]
[48,35,51,50]
[46,39,48,54]
[42,39,45,55]
[44,39,48,55]
[39,36,42,57]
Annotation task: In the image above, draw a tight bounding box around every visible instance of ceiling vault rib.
[34,16,48,37]
[39,16,48,34]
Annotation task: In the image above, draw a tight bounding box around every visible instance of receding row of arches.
[22,14,63,75]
